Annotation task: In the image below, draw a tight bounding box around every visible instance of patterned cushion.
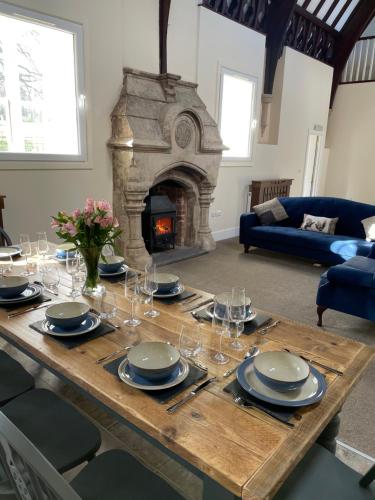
[361,216,375,241]
[253,198,288,226]
[300,214,338,235]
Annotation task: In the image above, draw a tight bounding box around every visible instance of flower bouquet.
[51,198,121,296]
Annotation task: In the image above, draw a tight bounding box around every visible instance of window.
[218,68,257,161]
[0,2,86,162]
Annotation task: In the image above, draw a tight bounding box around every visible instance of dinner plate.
[237,356,326,407]
[41,312,101,337]
[150,284,185,299]
[205,304,257,323]
[118,357,189,390]
[0,246,21,258]
[98,264,129,277]
[0,284,42,305]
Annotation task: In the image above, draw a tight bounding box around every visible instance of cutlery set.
[283,348,343,376]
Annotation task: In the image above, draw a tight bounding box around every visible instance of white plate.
[0,246,21,257]
[98,264,129,277]
[41,312,101,337]
[205,304,257,323]
[0,284,42,305]
[148,284,185,299]
[118,357,189,390]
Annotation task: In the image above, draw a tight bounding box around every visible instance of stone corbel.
[197,181,216,251]
[123,190,151,269]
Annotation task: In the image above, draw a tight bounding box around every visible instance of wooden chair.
[0,351,34,406]
[0,411,183,500]
[275,443,375,499]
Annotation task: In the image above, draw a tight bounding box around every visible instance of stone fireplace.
[108,68,225,268]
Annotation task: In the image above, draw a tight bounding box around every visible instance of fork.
[95,346,131,365]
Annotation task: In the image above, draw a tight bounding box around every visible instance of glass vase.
[79,246,105,297]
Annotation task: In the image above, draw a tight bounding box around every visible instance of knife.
[8,301,53,318]
[182,298,213,313]
[166,377,216,414]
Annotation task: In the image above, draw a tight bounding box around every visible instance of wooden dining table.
[0,248,374,500]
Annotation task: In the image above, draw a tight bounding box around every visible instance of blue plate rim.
[237,356,327,407]
[0,283,42,304]
[42,312,101,337]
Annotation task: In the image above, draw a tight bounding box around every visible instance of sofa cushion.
[300,214,338,234]
[253,198,288,225]
[247,226,374,260]
[327,257,375,288]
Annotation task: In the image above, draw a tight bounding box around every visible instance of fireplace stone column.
[197,181,216,251]
[124,190,151,269]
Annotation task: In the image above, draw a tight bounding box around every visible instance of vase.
[79,246,105,297]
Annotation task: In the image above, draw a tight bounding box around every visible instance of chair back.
[0,228,12,246]
[0,411,81,500]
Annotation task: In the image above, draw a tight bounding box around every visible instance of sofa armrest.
[327,262,375,289]
[239,212,260,244]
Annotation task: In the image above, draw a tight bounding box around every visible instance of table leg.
[316,412,341,453]
[202,476,240,500]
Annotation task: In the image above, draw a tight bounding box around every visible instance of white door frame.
[302,128,324,197]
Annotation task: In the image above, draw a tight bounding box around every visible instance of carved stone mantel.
[108,68,225,268]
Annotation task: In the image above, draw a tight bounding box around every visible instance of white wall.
[0,0,334,244]
[325,82,375,203]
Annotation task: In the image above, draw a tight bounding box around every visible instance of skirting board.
[212,226,239,241]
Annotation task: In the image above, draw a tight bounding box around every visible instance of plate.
[0,284,42,305]
[150,284,185,299]
[98,264,129,277]
[237,356,326,407]
[52,255,76,264]
[118,357,189,390]
[41,312,101,337]
[0,246,21,258]
[205,304,257,322]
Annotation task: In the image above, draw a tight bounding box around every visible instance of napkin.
[192,309,272,335]
[155,290,195,304]
[104,355,207,404]
[29,320,115,349]
[224,379,296,423]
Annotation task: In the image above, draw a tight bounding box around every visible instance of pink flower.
[97,200,112,212]
[72,208,81,219]
[99,217,113,228]
[63,222,78,237]
[51,219,60,229]
[84,198,95,216]
[113,217,119,228]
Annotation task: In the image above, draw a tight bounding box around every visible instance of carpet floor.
[163,238,375,458]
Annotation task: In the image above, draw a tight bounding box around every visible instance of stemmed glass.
[211,297,230,365]
[19,234,34,276]
[0,255,13,276]
[179,323,202,358]
[144,263,159,318]
[37,232,49,262]
[66,253,81,298]
[229,287,246,350]
[124,271,141,327]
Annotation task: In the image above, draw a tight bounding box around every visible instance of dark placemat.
[4,295,52,312]
[224,379,296,423]
[30,320,115,349]
[104,355,207,404]
[192,309,272,335]
[100,269,138,284]
[155,290,195,305]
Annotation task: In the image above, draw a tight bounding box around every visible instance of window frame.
[0,1,87,165]
[217,66,257,165]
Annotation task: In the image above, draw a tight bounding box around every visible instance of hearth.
[142,195,176,253]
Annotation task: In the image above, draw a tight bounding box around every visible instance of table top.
[0,250,373,499]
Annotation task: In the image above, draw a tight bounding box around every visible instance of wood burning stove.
[142,195,176,253]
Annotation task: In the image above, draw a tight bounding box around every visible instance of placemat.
[99,269,138,284]
[224,379,296,424]
[192,309,272,335]
[104,355,207,404]
[30,320,116,349]
[155,290,195,305]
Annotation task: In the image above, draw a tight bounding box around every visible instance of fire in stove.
[155,217,173,235]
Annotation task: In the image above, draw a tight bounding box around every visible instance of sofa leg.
[317,306,327,327]
[244,244,250,254]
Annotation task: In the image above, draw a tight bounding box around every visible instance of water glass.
[143,263,159,318]
[36,232,49,260]
[95,290,117,320]
[124,271,141,327]
[19,234,34,276]
[229,287,246,350]
[211,297,229,365]
[179,323,202,358]
[66,253,81,298]
[0,255,13,276]
[40,265,60,294]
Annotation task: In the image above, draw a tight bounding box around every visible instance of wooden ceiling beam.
[159,0,171,74]
[330,2,375,105]
[263,0,298,95]
[331,0,352,29]
[313,0,326,16]
[322,0,340,24]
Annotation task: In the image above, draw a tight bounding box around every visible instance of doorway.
[302,131,323,197]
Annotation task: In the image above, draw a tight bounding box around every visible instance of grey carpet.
[163,238,375,457]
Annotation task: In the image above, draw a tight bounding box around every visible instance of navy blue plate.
[42,312,101,337]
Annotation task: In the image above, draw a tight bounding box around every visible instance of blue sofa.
[240,197,375,265]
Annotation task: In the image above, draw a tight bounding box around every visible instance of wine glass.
[124,271,141,327]
[66,253,81,298]
[179,323,202,358]
[19,233,33,276]
[0,254,13,276]
[37,232,49,262]
[229,287,246,350]
[40,264,60,294]
[211,297,229,365]
[143,263,159,318]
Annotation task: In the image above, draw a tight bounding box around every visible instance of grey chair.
[275,443,375,500]
[0,351,34,406]
[0,228,12,246]
[0,411,183,500]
